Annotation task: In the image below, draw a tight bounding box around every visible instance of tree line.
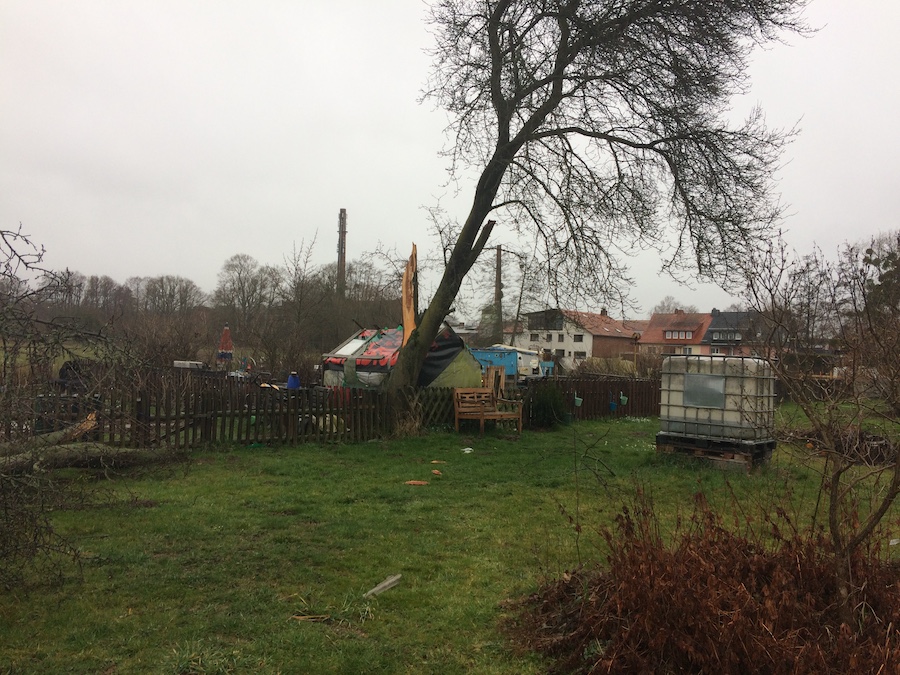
[12,238,403,382]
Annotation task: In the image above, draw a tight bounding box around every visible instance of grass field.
[0,417,826,674]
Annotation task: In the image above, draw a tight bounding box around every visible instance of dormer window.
[713,331,742,342]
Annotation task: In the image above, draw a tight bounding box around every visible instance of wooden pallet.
[657,441,761,471]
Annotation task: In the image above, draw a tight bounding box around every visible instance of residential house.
[639,309,715,356]
[700,309,757,356]
[512,308,647,371]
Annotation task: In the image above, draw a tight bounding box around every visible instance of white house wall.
[512,318,592,370]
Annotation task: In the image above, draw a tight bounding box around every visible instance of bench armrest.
[496,398,523,408]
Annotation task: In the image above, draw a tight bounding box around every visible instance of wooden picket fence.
[8,370,660,449]
[384,377,660,431]
[536,376,660,421]
[5,371,391,449]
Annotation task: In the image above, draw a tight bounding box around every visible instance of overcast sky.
[2,0,898,319]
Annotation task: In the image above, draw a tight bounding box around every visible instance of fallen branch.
[0,412,98,458]
[1,441,186,474]
[364,574,402,598]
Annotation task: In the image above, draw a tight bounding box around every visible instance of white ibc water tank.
[659,356,775,443]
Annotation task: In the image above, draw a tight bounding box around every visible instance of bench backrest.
[454,387,497,411]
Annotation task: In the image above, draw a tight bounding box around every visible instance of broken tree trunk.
[0,412,99,458]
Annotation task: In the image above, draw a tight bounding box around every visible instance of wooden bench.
[453,387,523,435]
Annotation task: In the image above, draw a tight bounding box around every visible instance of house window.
[574,334,584,342]
[665,330,672,339]
[530,333,539,341]
[574,351,587,359]
[554,349,565,357]
[734,332,742,341]
[686,331,692,339]
[678,331,685,339]
[713,331,720,340]
[683,347,693,355]
[558,334,564,342]
[545,333,552,342]
[711,347,721,355]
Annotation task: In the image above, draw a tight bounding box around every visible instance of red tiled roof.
[560,310,646,338]
[640,312,713,345]
[625,319,650,334]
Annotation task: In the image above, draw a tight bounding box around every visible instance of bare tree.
[0,227,105,587]
[650,295,699,316]
[140,275,207,315]
[744,236,900,626]
[0,230,110,387]
[255,240,327,378]
[105,275,210,366]
[213,254,281,340]
[391,0,806,388]
[306,259,402,352]
[81,275,123,312]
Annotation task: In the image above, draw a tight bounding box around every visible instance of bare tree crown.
[424,0,807,303]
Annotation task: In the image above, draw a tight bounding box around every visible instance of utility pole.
[494,244,503,345]
[336,208,347,297]
[511,256,527,347]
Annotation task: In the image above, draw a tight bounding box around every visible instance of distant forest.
[40,251,403,380]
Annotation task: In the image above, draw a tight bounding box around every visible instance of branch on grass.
[1,442,187,474]
[0,413,99,458]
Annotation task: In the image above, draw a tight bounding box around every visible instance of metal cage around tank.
[657,355,777,466]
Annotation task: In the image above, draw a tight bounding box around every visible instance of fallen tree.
[1,410,188,474]
[1,442,185,475]
[0,413,99,459]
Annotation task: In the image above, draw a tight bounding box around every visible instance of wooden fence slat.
[187,380,196,447]
[235,382,244,443]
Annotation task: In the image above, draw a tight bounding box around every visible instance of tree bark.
[389,151,513,389]
[1,442,185,474]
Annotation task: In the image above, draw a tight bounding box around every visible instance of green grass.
[0,418,828,674]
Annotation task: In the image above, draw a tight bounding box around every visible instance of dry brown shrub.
[392,411,424,438]
[507,492,900,674]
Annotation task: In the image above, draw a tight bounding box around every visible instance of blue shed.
[469,346,518,375]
